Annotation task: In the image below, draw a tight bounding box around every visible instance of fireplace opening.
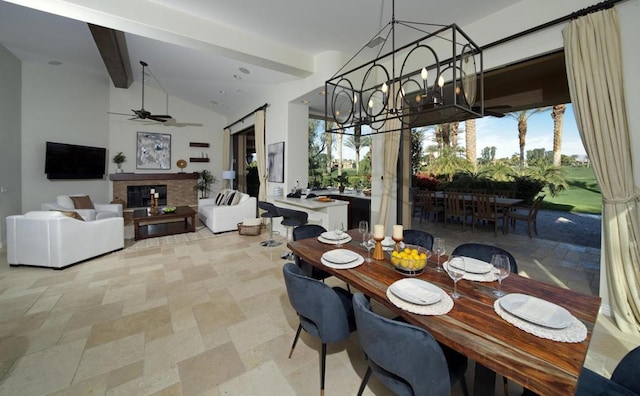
[127,185,167,208]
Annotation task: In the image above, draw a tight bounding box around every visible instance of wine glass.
[446,256,466,299]
[433,238,445,272]
[364,234,375,262]
[358,220,369,246]
[334,222,345,247]
[491,254,511,297]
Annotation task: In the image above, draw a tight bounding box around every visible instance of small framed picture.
[267,141,285,183]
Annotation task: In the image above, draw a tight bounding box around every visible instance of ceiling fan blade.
[148,115,169,122]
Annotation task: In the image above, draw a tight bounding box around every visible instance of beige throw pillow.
[70,195,95,209]
[52,210,85,221]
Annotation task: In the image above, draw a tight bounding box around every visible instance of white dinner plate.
[318,235,353,245]
[388,278,443,306]
[499,293,573,329]
[320,231,350,241]
[448,257,493,274]
[320,254,364,269]
[322,249,360,264]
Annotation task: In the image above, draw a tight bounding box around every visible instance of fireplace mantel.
[109,173,199,181]
[111,173,199,208]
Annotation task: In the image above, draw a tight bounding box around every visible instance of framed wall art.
[136,132,171,170]
[267,141,285,183]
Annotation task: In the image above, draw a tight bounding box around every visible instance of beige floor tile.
[107,367,180,396]
[144,327,205,374]
[74,333,145,384]
[176,342,245,395]
[0,338,85,395]
[85,305,171,348]
[218,360,296,396]
[228,312,285,354]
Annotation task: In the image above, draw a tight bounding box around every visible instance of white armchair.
[198,190,257,233]
[6,211,124,269]
[41,194,122,221]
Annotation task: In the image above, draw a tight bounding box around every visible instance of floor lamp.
[222,170,236,190]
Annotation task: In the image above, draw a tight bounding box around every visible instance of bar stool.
[258,201,282,247]
[277,207,308,260]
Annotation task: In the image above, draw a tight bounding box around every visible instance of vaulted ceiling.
[0,0,570,121]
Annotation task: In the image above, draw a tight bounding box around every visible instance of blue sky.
[473,104,586,159]
[337,103,586,160]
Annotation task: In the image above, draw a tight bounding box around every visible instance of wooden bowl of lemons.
[389,244,431,276]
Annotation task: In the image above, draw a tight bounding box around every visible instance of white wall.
[17,60,227,213]
[0,44,22,248]
[21,62,110,212]
[108,82,227,197]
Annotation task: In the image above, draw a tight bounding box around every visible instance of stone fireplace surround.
[109,173,199,209]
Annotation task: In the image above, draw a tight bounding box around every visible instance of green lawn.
[541,166,602,214]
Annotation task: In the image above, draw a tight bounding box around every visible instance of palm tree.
[344,127,371,175]
[551,104,567,166]
[507,109,547,168]
[325,123,334,175]
[465,119,477,172]
[426,146,472,181]
[449,122,460,148]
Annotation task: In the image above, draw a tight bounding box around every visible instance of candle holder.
[392,236,404,251]
[372,236,385,260]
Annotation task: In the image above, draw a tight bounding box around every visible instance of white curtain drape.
[222,128,231,171]
[377,82,402,228]
[255,110,267,201]
[563,8,640,334]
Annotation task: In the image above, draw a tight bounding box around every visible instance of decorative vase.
[339,185,345,193]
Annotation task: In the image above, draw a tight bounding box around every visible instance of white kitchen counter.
[267,195,349,238]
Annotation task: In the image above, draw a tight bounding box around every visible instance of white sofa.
[198,190,257,233]
[6,211,124,269]
[41,194,122,221]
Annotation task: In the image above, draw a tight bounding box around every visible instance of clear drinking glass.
[334,222,345,248]
[491,254,511,297]
[433,238,446,272]
[364,234,375,263]
[446,256,466,299]
[358,220,369,246]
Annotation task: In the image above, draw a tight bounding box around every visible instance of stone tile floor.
[1,212,638,396]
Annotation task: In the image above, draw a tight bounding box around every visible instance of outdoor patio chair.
[472,193,507,236]
[444,191,473,231]
[508,195,545,238]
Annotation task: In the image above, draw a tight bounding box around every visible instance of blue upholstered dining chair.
[451,242,517,395]
[451,243,518,274]
[403,229,434,250]
[292,224,332,282]
[576,346,640,395]
[282,263,356,395]
[352,293,469,396]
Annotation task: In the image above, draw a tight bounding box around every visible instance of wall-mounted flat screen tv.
[45,141,107,180]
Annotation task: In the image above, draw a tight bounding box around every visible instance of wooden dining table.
[287,229,601,396]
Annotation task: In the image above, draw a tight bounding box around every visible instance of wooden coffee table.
[132,206,197,241]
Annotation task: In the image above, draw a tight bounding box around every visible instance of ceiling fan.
[109,61,202,126]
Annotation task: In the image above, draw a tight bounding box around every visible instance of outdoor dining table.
[433,191,524,208]
[287,229,601,396]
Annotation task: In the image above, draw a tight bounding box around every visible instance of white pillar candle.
[154,193,159,198]
[150,189,155,194]
[393,225,403,239]
[374,224,384,239]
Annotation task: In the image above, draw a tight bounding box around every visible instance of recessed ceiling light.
[239,67,250,74]
[48,60,62,65]
[301,99,309,104]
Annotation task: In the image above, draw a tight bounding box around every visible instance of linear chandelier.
[325,0,484,135]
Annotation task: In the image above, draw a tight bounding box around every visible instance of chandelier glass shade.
[325,10,483,135]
